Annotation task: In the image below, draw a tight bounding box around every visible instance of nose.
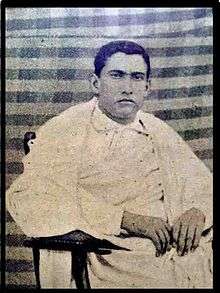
[122,76,133,95]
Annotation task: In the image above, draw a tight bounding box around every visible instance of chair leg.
[71,250,91,289]
[33,248,41,289]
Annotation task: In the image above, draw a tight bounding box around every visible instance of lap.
[38,237,212,288]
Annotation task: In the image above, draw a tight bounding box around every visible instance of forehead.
[103,52,147,73]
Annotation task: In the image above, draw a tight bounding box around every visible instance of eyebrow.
[108,70,145,75]
[131,71,145,75]
[108,70,126,74]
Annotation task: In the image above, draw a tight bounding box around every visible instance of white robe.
[6,97,213,288]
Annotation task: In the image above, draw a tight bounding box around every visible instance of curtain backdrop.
[5,7,213,288]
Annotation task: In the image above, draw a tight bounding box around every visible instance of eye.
[131,73,145,81]
[109,71,125,79]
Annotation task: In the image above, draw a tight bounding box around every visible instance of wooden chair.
[22,131,130,289]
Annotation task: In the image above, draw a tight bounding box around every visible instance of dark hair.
[94,40,151,80]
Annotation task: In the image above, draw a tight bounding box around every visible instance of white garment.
[6,97,213,288]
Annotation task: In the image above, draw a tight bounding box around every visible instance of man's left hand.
[172,207,205,256]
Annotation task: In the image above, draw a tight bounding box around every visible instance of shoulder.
[36,99,95,140]
[139,110,173,134]
[138,110,186,146]
[23,99,96,161]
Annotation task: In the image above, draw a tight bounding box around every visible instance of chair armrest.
[24,132,36,155]
[23,229,130,253]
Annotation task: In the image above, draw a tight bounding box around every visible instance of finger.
[164,223,173,249]
[172,220,181,243]
[177,223,188,256]
[164,222,172,234]
[151,232,162,255]
[159,229,167,254]
[155,250,160,257]
[156,230,165,253]
[167,242,172,251]
[161,228,171,252]
[171,229,177,248]
[184,225,196,255]
[191,226,203,252]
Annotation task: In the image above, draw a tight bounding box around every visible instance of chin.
[116,111,136,120]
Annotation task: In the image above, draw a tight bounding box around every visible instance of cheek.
[133,84,146,98]
[100,79,122,94]
[133,81,146,92]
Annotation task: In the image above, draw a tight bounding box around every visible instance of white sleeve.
[155,119,213,232]
[6,120,124,238]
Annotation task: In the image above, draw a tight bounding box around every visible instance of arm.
[166,129,213,255]
[151,117,213,255]
[6,116,124,239]
[121,210,172,256]
[6,124,89,237]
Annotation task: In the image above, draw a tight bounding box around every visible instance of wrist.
[121,211,146,235]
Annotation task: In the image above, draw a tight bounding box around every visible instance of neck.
[106,113,135,125]
[98,106,136,125]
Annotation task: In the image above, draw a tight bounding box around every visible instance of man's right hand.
[121,211,172,256]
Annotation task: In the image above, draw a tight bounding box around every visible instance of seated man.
[6,40,213,288]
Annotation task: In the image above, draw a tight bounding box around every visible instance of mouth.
[117,99,135,104]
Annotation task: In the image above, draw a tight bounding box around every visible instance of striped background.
[5,8,213,288]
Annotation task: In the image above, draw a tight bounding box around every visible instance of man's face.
[95,52,149,123]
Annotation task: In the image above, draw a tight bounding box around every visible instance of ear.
[144,80,151,97]
[90,73,100,95]
[146,80,151,91]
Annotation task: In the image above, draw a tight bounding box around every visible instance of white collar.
[90,97,147,134]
